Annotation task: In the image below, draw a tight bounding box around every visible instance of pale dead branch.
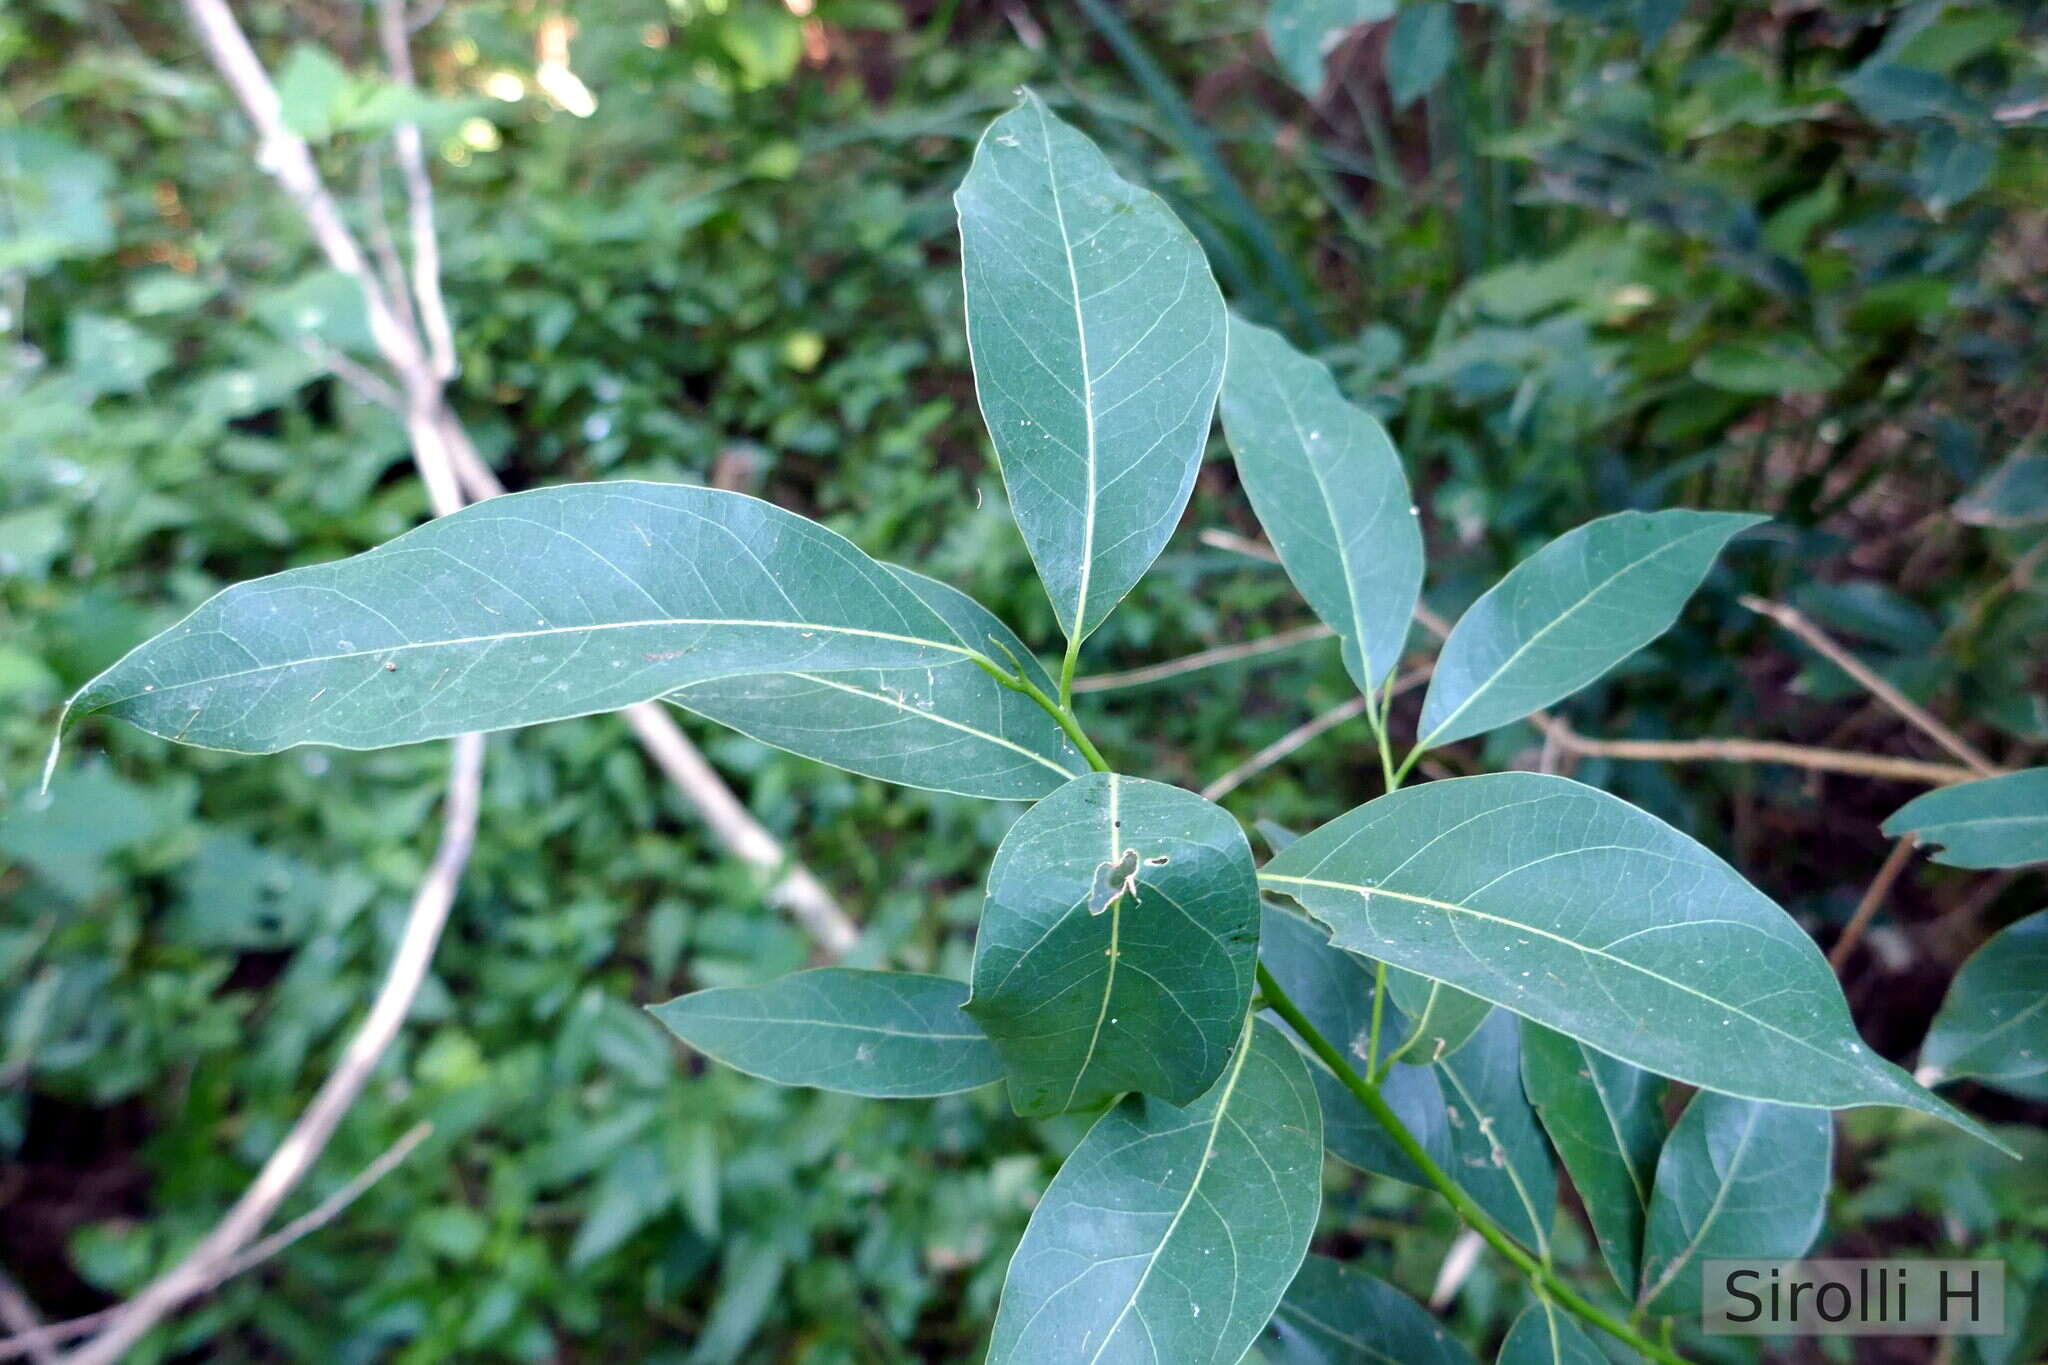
[57,736,483,1365]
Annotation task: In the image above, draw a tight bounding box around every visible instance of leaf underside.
[986,1019,1322,1365]
[1418,509,1765,748]
[956,90,1227,644]
[60,482,984,759]
[1882,768,2048,869]
[1263,772,2004,1149]
[1261,1255,1478,1365]
[1919,908,2048,1098]
[1637,1091,1833,1315]
[650,969,1003,1098]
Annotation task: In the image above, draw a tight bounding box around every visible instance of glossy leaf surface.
[1920,909,2048,1099]
[956,91,1226,644]
[1521,1023,1666,1292]
[1263,773,1996,1143]
[1258,904,1448,1187]
[1637,1092,1832,1315]
[986,1020,1321,1365]
[1436,1010,1557,1254]
[669,566,1084,799]
[968,773,1259,1116]
[1220,315,1422,691]
[1261,1256,1477,1365]
[1418,510,1764,747]
[1495,1302,1606,1365]
[649,969,1002,1098]
[60,483,980,759]
[1882,768,2048,869]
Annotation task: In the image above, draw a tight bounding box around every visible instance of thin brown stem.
[1829,837,1918,972]
[1741,596,1999,776]
[1073,623,1335,693]
[1529,717,1991,788]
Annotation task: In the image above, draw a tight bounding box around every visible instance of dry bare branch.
[1074,623,1336,693]
[58,736,483,1365]
[1528,716,1992,788]
[1741,595,2000,776]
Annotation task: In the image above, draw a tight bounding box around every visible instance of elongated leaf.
[1637,1093,1832,1315]
[1262,773,2002,1147]
[1261,1256,1477,1365]
[1265,0,1397,94]
[1385,969,1490,1065]
[1920,909,2048,1099]
[669,566,1084,800]
[1954,453,2048,528]
[1417,510,1765,748]
[1436,1011,1556,1254]
[1220,316,1422,692]
[956,91,1226,644]
[1882,768,2048,869]
[56,482,985,763]
[1259,904,1450,1187]
[1495,1302,1606,1365]
[649,969,1002,1098]
[1387,2,1457,111]
[968,773,1259,1116]
[1521,1023,1666,1293]
[987,1019,1321,1365]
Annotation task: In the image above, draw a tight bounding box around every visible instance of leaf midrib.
[1259,871,1870,1097]
[1036,96,1099,639]
[1085,1016,1257,1365]
[1422,521,1733,746]
[88,616,984,713]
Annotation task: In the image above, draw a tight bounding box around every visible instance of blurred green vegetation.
[2,0,2043,1361]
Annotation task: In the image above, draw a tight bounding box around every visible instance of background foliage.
[2,0,2044,1360]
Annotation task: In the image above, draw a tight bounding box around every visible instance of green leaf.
[274,43,353,142]
[57,483,998,765]
[1220,316,1422,692]
[0,129,115,271]
[956,91,1227,645]
[1637,1092,1832,1315]
[1919,909,2048,1100]
[1692,337,1843,394]
[1263,773,2002,1147]
[1436,1011,1557,1254]
[986,1019,1321,1365]
[1521,1023,1666,1293]
[1258,904,1450,1188]
[1882,769,2048,869]
[1265,0,1397,94]
[968,773,1259,1116]
[1387,2,1458,111]
[668,566,1085,800]
[1261,1256,1477,1365]
[1417,510,1764,748]
[649,969,1002,1098]
[1954,454,2048,528]
[1384,969,1490,1065]
[1495,1301,1606,1365]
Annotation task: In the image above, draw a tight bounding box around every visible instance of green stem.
[1372,671,1401,793]
[1256,963,1692,1365]
[981,652,1112,774]
[1059,633,1082,712]
[1366,959,1388,1075]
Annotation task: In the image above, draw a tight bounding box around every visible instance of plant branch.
[1529,717,1991,788]
[1255,964,1691,1365]
[0,1270,54,1365]
[3,1125,431,1362]
[58,737,484,1365]
[1829,836,1918,972]
[375,0,457,380]
[1072,623,1335,693]
[178,0,857,954]
[1740,596,1999,776]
